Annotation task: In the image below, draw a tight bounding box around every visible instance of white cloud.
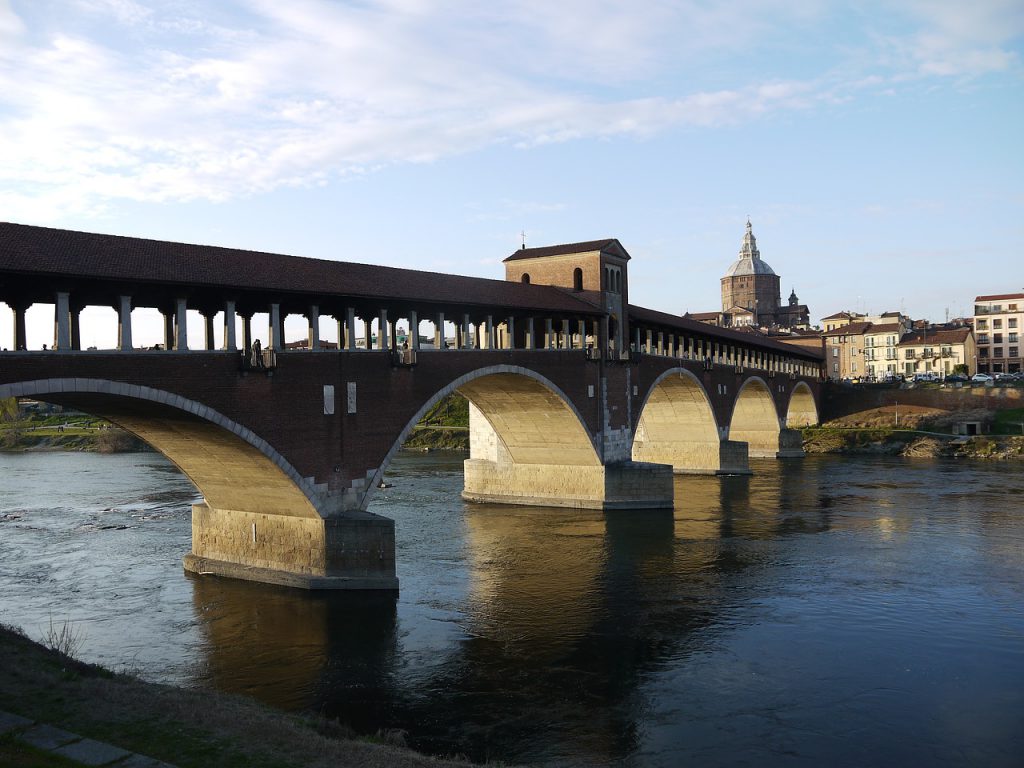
[0,0,1019,220]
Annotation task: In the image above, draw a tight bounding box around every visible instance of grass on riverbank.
[0,623,475,768]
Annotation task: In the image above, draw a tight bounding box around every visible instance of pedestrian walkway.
[0,710,175,767]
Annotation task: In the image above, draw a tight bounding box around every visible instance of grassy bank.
[401,394,469,452]
[800,425,1024,459]
[0,623,475,768]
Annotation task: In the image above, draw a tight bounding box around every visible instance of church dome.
[724,220,776,277]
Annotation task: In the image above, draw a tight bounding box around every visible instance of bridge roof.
[0,223,603,316]
[504,239,629,262]
[629,304,824,360]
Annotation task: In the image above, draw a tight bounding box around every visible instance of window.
[994,348,1004,358]
[1010,347,1019,358]
[980,348,989,358]
[905,349,914,359]
[1010,333,1019,343]
[833,362,839,373]
[573,267,583,291]
[1010,304,1018,311]
[979,335,990,344]
[832,348,839,357]
[521,273,530,284]
[977,319,988,330]
[1010,319,1018,329]
[994,333,1003,344]
[994,319,1003,329]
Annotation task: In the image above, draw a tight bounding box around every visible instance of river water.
[1,450,1022,767]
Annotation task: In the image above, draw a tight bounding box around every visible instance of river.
[1,450,1022,767]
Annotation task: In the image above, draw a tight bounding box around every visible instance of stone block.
[54,737,131,766]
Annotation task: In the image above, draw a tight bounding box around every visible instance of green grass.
[993,408,1024,435]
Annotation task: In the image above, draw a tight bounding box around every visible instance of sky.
[1,0,1023,348]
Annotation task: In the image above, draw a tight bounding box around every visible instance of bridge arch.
[632,368,726,473]
[786,381,819,427]
[729,376,783,458]
[371,365,600,500]
[0,378,321,519]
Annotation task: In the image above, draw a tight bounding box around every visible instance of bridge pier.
[633,437,752,475]
[184,503,398,590]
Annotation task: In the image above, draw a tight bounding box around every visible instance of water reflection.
[2,452,1023,767]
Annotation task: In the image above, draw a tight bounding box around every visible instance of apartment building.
[898,327,977,378]
[973,293,1023,374]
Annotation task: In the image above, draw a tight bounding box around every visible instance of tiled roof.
[863,322,903,334]
[0,222,603,315]
[821,311,854,320]
[899,327,973,345]
[975,292,1024,302]
[823,321,873,337]
[504,239,629,262]
[629,304,823,359]
[684,311,722,320]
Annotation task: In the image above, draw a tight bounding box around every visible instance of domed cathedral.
[504,239,630,352]
[719,220,809,329]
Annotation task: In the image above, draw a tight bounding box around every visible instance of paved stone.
[53,737,131,765]
[0,710,33,735]
[19,722,79,750]
[118,754,178,767]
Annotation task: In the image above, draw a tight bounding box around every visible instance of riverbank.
[0,623,476,768]
[800,426,1024,459]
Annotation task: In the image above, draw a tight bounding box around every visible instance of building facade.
[973,293,1023,374]
[899,327,976,378]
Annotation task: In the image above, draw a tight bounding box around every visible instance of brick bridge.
[0,223,822,590]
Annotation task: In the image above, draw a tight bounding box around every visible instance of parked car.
[944,374,968,383]
[913,372,938,382]
[995,372,1016,382]
[971,373,994,383]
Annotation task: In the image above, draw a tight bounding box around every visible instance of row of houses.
[739,292,1022,381]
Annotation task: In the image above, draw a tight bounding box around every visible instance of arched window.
[573,267,583,291]
[521,273,530,284]
[601,267,608,291]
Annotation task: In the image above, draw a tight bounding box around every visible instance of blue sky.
[2,0,1023,348]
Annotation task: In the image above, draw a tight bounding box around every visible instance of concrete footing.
[635,438,752,475]
[462,458,674,509]
[184,503,398,590]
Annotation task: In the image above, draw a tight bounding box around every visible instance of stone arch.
[729,377,784,458]
[371,365,599,486]
[632,368,731,473]
[786,381,818,427]
[0,378,320,519]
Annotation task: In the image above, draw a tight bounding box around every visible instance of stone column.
[242,314,252,354]
[116,295,133,351]
[389,316,398,350]
[164,307,176,350]
[378,309,389,350]
[363,317,373,350]
[526,317,536,350]
[409,310,420,350]
[224,300,237,351]
[269,303,283,350]
[486,315,494,350]
[55,292,72,351]
[175,298,188,351]
[545,318,554,349]
[308,304,320,350]
[346,307,357,351]
[70,302,82,351]
[633,327,641,353]
[462,314,471,349]
[506,316,516,350]
[203,312,215,351]
[435,312,445,349]
[12,302,28,350]
[560,319,570,349]
[657,331,664,356]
